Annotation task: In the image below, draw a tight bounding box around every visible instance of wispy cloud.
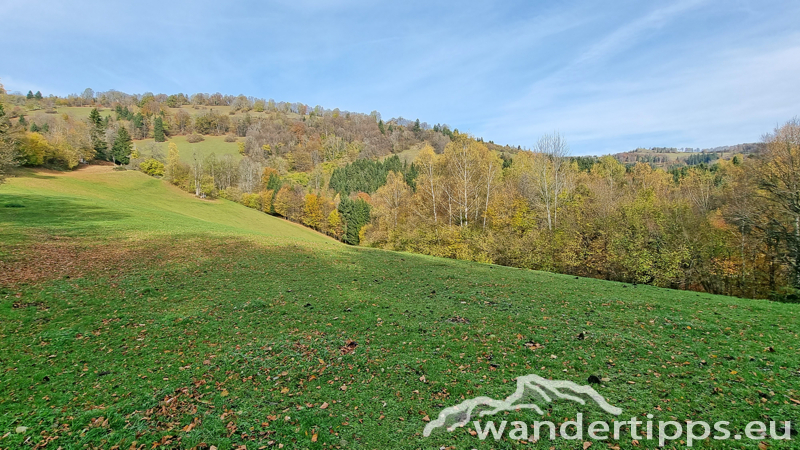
[3,0,799,153]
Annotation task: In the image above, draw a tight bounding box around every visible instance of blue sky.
[2,0,799,155]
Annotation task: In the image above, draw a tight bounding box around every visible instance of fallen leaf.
[320,402,329,409]
[220,389,229,397]
[583,442,592,449]
[311,433,318,442]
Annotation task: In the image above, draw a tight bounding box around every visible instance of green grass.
[136,135,242,164]
[0,168,798,449]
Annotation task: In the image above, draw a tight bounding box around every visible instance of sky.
[2,0,799,155]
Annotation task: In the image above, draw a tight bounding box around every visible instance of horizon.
[2,0,799,155]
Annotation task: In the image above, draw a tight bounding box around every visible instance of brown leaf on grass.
[445,316,470,324]
[525,342,545,350]
[583,442,592,449]
[311,433,318,442]
[226,421,237,437]
[320,402,329,409]
[340,339,358,355]
[182,417,201,432]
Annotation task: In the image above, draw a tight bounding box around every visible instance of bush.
[224,134,237,142]
[219,187,243,203]
[139,158,165,177]
[241,192,262,210]
[186,133,204,143]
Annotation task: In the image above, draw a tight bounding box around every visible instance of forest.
[1,85,799,301]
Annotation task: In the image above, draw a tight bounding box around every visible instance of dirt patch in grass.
[0,236,262,287]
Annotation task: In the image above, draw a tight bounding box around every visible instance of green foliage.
[685,152,720,166]
[115,105,134,121]
[338,196,371,244]
[18,116,27,127]
[283,171,310,186]
[131,113,147,139]
[26,90,34,99]
[153,116,166,142]
[193,111,230,135]
[34,91,43,100]
[139,158,165,176]
[111,127,132,165]
[0,103,20,183]
[571,155,597,172]
[329,155,418,196]
[89,108,108,160]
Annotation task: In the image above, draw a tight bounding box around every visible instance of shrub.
[186,133,204,143]
[224,134,237,142]
[241,192,262,210]
[139,158,165,177]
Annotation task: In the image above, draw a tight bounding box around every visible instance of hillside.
[1,168,798,448]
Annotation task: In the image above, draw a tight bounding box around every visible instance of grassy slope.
[0,168,798,449]
[136,135,242,164]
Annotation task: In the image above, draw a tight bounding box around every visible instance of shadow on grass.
[0,193,130,236]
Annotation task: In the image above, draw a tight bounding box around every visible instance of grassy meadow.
[135,135,242,165]
[0,167,798,449]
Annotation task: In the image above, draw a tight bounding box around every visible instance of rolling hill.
[0,167,797,449]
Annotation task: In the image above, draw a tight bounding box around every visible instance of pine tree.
[153,116,166,142]
[30,123,39,133]
[111,127,132,165]
[26,91,34,100]
[378,119,385,135]
[89,108,108,160]
[18,116,27,127]
[34,91,43,100]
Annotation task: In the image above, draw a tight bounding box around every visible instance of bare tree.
[520,132,571,231]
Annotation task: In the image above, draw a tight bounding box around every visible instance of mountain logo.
[423,373,622,437]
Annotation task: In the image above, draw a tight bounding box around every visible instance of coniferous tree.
[26,91,34,100]
[111,127,132,165]
[338,197,371,245]
[30,123,39,133]
[18,116,27,127]
[154,116,166,142]
[34,91,43,100]
[89,108,108,160]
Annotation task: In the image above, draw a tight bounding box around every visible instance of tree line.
[2,84,798,300]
